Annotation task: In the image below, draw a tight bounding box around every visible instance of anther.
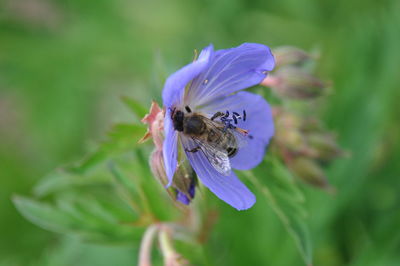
[233,112,241,119]
[243,110,246,121]
[233,115,238,124]
[203,79,208,85]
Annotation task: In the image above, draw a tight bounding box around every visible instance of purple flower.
[162,43,275,210]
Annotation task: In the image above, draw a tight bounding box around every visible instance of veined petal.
[181,136,256,210]
[162,45,213,108]
[186,43,275,107]
[200,91,274,170]
[163,108,179,186]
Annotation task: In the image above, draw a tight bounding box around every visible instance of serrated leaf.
[33,168,110,197]
[13,195,81,233]
[13,195,144,244]
[72,123,146,173]
[246,158,313,265]
[121,96,149,118]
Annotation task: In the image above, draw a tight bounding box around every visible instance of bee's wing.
[202,116,250,149]
[191,137,231,176]
[230,128,249,149]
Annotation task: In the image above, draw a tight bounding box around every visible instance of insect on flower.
[163,43,275,210]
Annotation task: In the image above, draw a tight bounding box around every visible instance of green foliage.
[2,0,400,265]
[245,158,312,265]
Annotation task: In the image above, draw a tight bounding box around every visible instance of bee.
[171,105,249,175]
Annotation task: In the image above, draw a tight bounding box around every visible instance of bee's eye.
[185,106,192,113]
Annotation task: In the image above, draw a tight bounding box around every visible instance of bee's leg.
[185,146,201,153]
[211,111,224,121]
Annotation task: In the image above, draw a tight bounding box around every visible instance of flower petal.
[186,43,275,107]
[176,191,190,205]
[176,181,195,205]
[162,45,213,108]
[200,91,274,170]
[181,136,256,210]
[163,108,179,186]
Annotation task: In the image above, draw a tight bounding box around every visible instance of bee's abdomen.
[226,147,238,157]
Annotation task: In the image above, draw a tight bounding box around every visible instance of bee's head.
[171,109,184,132]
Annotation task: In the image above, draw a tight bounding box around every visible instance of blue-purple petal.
[181,136,256,210]
[185,43,275,107]
[176,191,190,205]
[163,108,178,187]
[200,91,274,170]
[162,45,213,108]
[175,181,196,205]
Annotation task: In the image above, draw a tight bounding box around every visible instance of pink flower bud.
[262,67,326,99]
[141,101,196,205]
[140,101,165,150]
[288,157,335,192]
[273,46,312,67]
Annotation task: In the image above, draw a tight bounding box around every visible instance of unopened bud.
[273,109,306,152]
[262,67,326,99]
[306,133,345,161]
[150,150,168,186]
[273,107,302,131]
[288,157,334,192]
[140,101,165,149]
[142,101,197,205]
[173,158,196,205]
[273,46,312,67]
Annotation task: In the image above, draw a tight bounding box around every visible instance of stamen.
[233,115,238,124]
[235,127,249,136]
[243,110,246,121]
[233,112,241,119]
[203,79,208,85]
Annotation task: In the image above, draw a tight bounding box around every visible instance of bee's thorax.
[183,115,207,135]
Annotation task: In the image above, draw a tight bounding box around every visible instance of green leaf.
[72,123,146,173]
[121,96,149,119]
[13,195,81,233]
[33,168,110,197]
[13,195,143,243]
[246,158,313,265]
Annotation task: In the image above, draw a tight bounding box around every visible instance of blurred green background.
[1,0,400,265]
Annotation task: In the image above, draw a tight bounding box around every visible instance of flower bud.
[150,149,169,186]
[306,133,345,161]
[273,46,312,67]
[262,67,326,99]
[141,101,197,205]
[140,101,165,149]
[288,157,334,191]
[273,108,306,152]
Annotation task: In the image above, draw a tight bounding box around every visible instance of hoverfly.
[171,105,249,175]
